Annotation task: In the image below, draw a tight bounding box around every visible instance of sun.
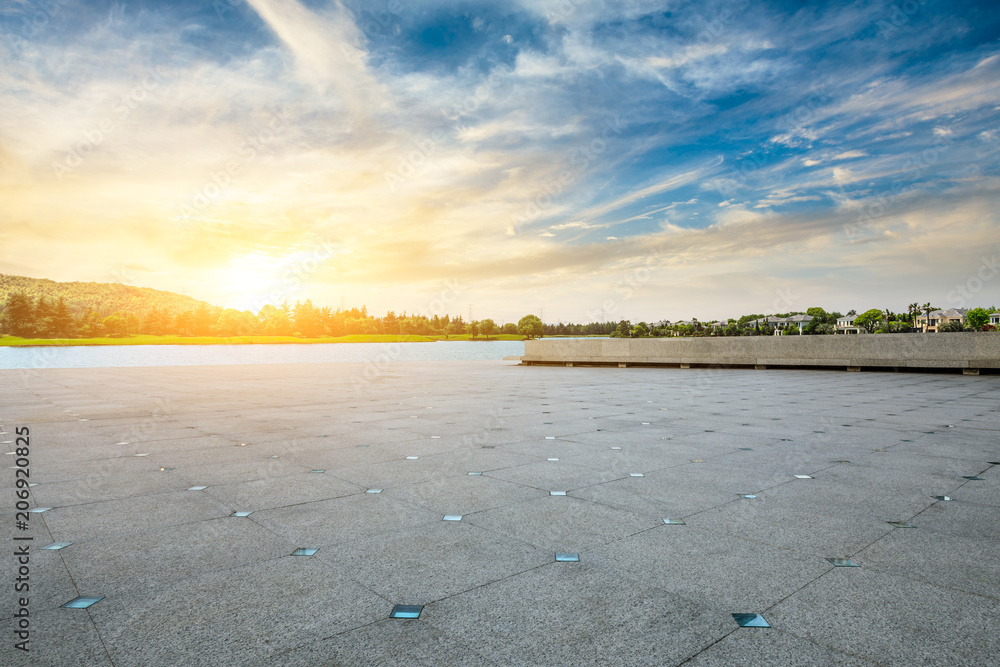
[216,253,287,311]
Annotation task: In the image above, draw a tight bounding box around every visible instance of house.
[990,311,1000,327]
[743,315,813,334]
[915,308,967,332]
[836,315,861,334]
[744,316,783,329]
[776,314,813,331]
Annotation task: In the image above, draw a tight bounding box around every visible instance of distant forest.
[0,274,616,338]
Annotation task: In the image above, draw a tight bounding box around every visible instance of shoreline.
[0,334,541,348]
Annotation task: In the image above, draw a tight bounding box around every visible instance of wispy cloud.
[1,0,998,321]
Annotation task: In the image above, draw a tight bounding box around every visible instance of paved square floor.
[2,361,999,665]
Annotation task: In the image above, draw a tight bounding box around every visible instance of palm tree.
[921,302,933,332]
[908,302,919,329]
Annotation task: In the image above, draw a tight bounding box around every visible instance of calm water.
[0,340,530,370]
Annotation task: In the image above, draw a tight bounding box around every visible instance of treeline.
[0,274,209,319]
[0,287,563,339]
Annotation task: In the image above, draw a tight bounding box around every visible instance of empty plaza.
[3,360,999,666]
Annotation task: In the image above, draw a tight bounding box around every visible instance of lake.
[0,340,530,370]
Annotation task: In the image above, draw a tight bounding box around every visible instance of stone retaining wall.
[521,333,1000,373]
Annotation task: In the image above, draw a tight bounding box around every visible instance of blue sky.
[2,0,999,322]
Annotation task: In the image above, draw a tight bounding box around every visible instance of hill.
[0,274,212,317]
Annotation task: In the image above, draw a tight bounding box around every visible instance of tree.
[467,320,480,340]
[0,291,35,337]
[517,314,544,339]
[854,308,884,333]
[479,318,498,340]
[33,296,55,337]
[51,296,76,337]
[102,312,128,335]
[502,323,517,335]
[78,309,104,337]
[939,320,968,333]
[920,302,934,332]
[192,303,215,335]
[967,307,990,330]
[631,322,649,337]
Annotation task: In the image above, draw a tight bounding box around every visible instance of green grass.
[0,334,438,347]
[428,333,528,341]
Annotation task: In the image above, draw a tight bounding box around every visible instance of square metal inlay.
[134,453,149,457]
[610,446,622,450]
[159,467,173,472]
[42,542,73,550]
[662,518,685,525]
[61,596,103,609]
[989,462,1000,465]
[29,507,52,513]
[690,459,704,463]
[962,476,984,481]
[366,489,382,494]
[629,473,644,477]
[390,605,423,619]
[310,470,325,474]
[267,455,280,459]
[888,521,915,528]
[357,444,369,448]
[443,515,463,521]
[188,486,207,491]
[732,613,770,628]
[232,511,253,517]
[468,472,482,476]
[550,491,567,496]
[547,458,559,461]
[794,475,813,479]
[932,495,953,501]
[291,548,319,556]
[739,448,753,451]
[545,437,555,440]
[406,456,419,460]
[827,558,859,567]
[555,553,579,562]
[482,445,494,449]
[431,436,441,439]
[739,494,756,499]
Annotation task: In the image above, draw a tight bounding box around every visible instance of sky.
[2,0,999,324]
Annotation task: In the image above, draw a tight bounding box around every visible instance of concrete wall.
[522,333,1000,372]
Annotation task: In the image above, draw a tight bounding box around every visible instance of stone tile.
[425,566,732,665]
[767,568,1000,665]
